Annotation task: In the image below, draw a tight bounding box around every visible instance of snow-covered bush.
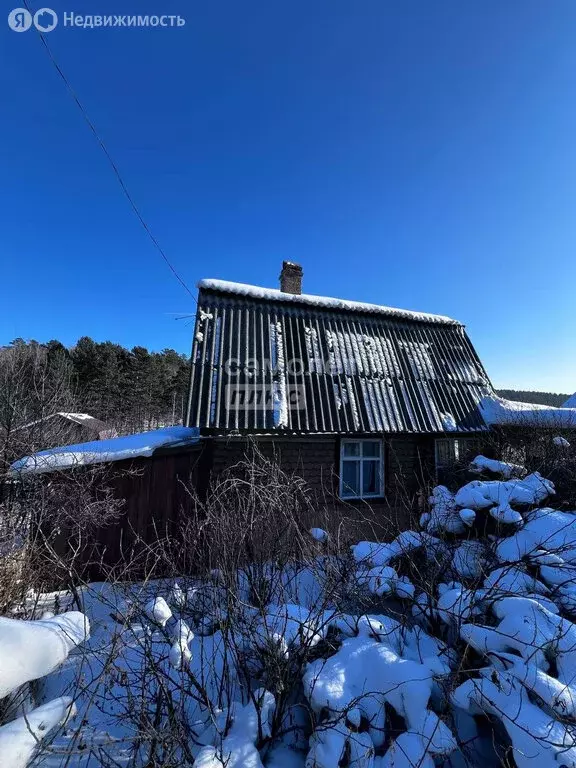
[6,451,576,767]
[344,455,576,767]
[0,608,89,767]
[481,423,576,507]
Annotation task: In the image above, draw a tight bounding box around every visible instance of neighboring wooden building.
[185,262,494,531]
[8,412,116,455]
[72,441,204,577]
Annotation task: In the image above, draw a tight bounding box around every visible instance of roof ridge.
[198,279,460,326]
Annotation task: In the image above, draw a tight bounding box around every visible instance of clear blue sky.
[2,1,575,393]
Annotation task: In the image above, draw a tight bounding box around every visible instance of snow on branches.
[5,453,576,767]
[341,456,576,767]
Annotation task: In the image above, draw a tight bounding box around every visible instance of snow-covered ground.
[3,455,576,766]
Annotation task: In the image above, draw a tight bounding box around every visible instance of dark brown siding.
[49,435,436,579]
[208,435,435,538]
[55,445,204,579]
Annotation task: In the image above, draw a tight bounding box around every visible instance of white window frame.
[339,439,384,500]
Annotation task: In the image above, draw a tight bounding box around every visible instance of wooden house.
[185,262,494,531]
[12,263,576,574]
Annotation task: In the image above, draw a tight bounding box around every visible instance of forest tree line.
[0,338,191,442]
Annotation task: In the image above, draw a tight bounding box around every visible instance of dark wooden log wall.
[52,444,205,580]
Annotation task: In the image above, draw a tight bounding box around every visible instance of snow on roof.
[563,392,576,409]
[58,412,93,421]
[198,279,460,326]
[479,395,576,428]
[11,411,109,433]
[9,426,200,476]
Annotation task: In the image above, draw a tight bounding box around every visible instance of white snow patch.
[194,690,275,768]
[304,632,456,758]
[455,473,554,525]
[496,508,576,563]
[458,508,476,527]
[451,541,490,580]
[357,565,415,599]
[563,392,576,409]
[352,532,440,568]
[483,565,549,596]
[270,321,288,428]
[423,486,467,535]
[479,395,576,428]
[144,596,173,627]
[0,612,89,699]
[380,732,435,768]
[452,670,576,768]
[0,696,76,768]
[436,585,486,625]
[469,455,525,480]
[10,426,200,475]
[309,528,328,543]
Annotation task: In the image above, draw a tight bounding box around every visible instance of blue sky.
[1,1,575,393]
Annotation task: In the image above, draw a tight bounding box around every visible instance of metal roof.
[186,284,493,434]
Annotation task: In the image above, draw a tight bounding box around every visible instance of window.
[459,438,482,464]
[340,439,384,499]
[435,438,481,474]
[435,439,458,470]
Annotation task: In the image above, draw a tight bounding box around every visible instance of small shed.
[10,427,203,579]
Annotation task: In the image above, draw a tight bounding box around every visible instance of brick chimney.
[279,261,303,294]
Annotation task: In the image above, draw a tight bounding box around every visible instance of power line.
[24,3,197,303]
